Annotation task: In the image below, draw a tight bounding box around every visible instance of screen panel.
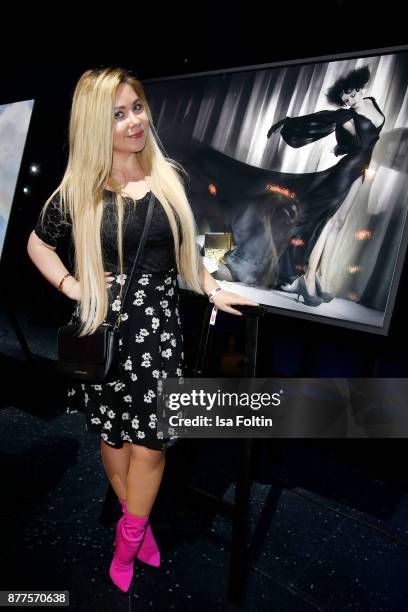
[0,99,35,261]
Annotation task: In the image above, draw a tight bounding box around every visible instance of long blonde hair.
[38,67,203,335]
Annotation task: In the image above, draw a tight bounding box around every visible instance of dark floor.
[1,307,408,611]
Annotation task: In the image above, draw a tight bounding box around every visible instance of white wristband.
[208,287,223,302]
[208,287,223,325]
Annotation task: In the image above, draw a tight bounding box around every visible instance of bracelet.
[208,286,223,302]
[58,272,72,293]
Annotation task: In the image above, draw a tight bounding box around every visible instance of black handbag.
[57,193,156,383]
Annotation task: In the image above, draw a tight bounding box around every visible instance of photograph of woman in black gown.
[144,51,407,331]
[267,66,385,306]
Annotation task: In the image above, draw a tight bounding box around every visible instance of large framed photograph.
[144,45,408,335]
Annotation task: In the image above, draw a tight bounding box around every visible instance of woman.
[267,66,385,306]
[27,67,258,593]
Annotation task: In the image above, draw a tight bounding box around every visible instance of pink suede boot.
[109,509,148,592]
[119,499,160,567]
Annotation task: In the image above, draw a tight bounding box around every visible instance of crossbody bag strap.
[113,193,156,330]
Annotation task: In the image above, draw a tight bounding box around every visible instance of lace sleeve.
[34,194,72,249]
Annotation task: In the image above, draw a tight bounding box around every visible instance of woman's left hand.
[211,289,259,316]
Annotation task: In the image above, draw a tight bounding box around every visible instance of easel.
[186,300,266,606]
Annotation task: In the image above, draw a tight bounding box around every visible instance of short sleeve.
[34,194,72,249]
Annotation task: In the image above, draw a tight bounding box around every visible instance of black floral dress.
[34,190,184,450]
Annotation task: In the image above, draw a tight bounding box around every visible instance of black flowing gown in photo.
[34,190,184,450]
[270,96,385,280]
[182,97,385,286]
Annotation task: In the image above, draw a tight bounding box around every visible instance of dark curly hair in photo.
[326,66,371,106]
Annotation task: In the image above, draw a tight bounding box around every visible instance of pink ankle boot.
[109,509,148,592]
[119,499,160,567]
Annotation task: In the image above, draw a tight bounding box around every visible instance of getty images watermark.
[156,378,408,439]
[157,378,282,438]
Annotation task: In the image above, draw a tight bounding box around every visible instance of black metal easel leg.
[192,301,213,377]
[227,313,259,605]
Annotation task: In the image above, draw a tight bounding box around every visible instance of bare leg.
[319,221,341,280]
[100,439,131,502]
[304,218,335,295]
[109,444,165,591]
[305,178,361,293]
[126,445,166,517]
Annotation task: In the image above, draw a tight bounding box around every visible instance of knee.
[130,445,165,467]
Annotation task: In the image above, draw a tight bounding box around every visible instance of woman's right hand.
[64,271,115,301]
